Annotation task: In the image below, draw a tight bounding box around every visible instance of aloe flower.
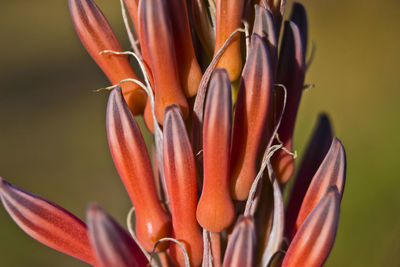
[0,0,347,266]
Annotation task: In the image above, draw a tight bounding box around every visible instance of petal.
[0,177,95,265]
[285,113,333,240]
[230,34,274,201]
[295,137,346,234]
[68,0,146,114]
[197,69,235,232]
[106,87,171,251]
[282,186,341,267]
[167,0,202,97]
[163,105,203,267]
[87,203,148,267]
[138,0,189,124]
[214,0,245,81]
[271,19,307,184]
[222,216,256,267]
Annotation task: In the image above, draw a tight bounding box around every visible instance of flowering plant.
[0,0,346,266]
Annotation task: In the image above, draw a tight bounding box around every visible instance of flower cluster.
[0,0,346,266]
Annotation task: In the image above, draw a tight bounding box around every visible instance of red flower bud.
[167,0,202,97]
[197,69,235,232]
[106,87,171,251]
[222,216,256,267]
[0,177,95,265]
[271,19,306,184]
[69,0,146,114]
[138,0,189,124]
[230,34,274,201]
[87,203,148,267]
[163,105,203,267]
[282,186,341,267]
[295,137,346,235]
[214,0,245,81]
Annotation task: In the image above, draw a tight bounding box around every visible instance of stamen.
[275,133,297,159]
[119,0,142,59]
[94,78,147,93]
[244,144,282,216]
[271,83,287,143]
[242,19,251,60]
[149,238,191,267]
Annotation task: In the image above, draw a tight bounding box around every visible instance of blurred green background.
[0,0,399,266]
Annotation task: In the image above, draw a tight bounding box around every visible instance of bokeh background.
[0,0,399,266]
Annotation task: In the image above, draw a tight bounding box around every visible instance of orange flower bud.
[163,105,203,267]
[69,0,146,114]
[167,0,202,97]
[282,186,341,267]
[197,69,235,232]
[253,4,278,70]
[0,177,96,265]
[285,114,333,240]
[87,204,149,267]
[138,0,189,124]
[271,19,306,184]
[294,137,346,235]
[230,34,274,201]
[214,0,245,81]
[222,216,256,267]
[106,87,171,251]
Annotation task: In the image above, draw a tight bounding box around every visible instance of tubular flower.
[0,1,348,267]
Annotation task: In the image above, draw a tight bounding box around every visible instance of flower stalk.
[0,1,347,266]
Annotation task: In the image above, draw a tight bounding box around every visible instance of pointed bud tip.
[318,112,330,124]
[223,215,256,267]
[164,104,181,119]
[109,86,123,102]
[87,203,149,267]
[326,184,340,198]
[213,68,229,78]
[0,178,18,196]
[283,185,341,267]
[237,215,254,226]
[163,104,185,132]
[0,177,7,198]
[87,203,101,216]
[0,176,5,189]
